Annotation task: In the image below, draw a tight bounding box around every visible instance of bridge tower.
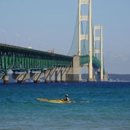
[78,0,93,81]
[94,26,104,81]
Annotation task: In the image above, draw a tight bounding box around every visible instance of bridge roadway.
[0,43,102,84]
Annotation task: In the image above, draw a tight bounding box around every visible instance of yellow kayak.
[37,98,72,104]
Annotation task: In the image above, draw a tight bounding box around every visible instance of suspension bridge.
[0,0,108,84]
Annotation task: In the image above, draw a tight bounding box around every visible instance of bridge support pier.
[45,68,56,83]
[93,69,97,81]
[51,68,57,82]
[56,68,62,82]
[0,75,9,84]
[66,67,73,82]
[12,73,30,84]
[88,0,93,82]
[104,72,108,81]
[88,64,93,82]
[3,75,9,84]
[44,69,52,83]
[30,72,44,83]
[73,56,82,82]
[45,67,71,83]
[66,56,82,82]
[45,67,63,83]
[62,67,70,82]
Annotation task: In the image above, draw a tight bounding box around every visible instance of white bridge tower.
[94,26,104,81]
[78,0,93,81]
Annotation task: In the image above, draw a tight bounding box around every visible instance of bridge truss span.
[0,43,73,83]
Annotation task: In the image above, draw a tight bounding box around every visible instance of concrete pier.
[66,56,82,82]
[50,68,57,82]
[12,73,30,84]
[44,69,51,83]
[72,56,82,82]
[3,75,9,84]
[30,72,44,83]
[61,67,70,82]
[56,67,62,82]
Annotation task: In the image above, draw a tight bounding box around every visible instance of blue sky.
[0,0,130,74]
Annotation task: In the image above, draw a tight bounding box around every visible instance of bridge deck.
[0,43,73,74]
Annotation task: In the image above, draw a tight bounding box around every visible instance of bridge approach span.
[0,43,103,83]
[0,43,73,74]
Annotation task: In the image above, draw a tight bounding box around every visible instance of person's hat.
[65,94,68,97]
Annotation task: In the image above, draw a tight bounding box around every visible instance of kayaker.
[63,94,70,101]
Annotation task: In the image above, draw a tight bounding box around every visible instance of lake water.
[0,82,130,130]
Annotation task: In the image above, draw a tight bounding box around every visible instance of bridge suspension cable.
[68,11,88,56]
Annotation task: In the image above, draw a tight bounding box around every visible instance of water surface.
[0,82,130,130]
